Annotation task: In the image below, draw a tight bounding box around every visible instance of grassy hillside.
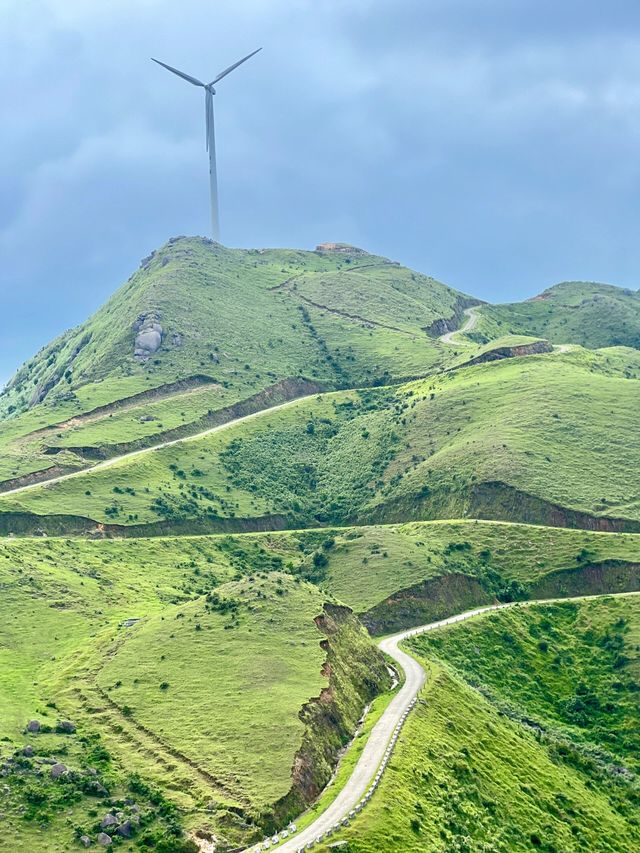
[0,532,391,850]
[0,239,476,488]
[411,597,639,773]
[3,347,640,533]
[473,281,640,349]
[4,239,473,417]
[312,520,640,632]
[327,596,640,852]
[3,235,640,853]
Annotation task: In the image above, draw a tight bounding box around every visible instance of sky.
[2,0,640,382]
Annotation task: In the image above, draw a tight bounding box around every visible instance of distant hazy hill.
[473,281,640,349]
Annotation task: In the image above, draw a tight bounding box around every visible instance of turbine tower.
[151,48,261,242]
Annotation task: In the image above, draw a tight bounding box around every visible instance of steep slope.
[0,238,477,489]
[0,238,473,422]
[473,280,640,349]
[3,347,639,534]
[0,536,390,851]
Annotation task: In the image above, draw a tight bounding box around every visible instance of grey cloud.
[1,0,640,382]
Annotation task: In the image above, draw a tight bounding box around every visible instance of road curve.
[255,591,639,853]
[440,305,481,345]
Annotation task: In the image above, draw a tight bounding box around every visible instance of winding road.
[439,305,481,345]
[254,591,638,853]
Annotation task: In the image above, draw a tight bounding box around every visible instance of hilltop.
[472,280,640,349]
[0,238,475,423]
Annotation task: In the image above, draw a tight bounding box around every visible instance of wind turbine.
[151,48,262,242]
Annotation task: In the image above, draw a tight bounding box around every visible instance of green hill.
[3,346,639,535]
[329,595,640,852]
[0,533,390,850]
[0,239,476,489]
[2,235,640,852]
[472,281,640,349]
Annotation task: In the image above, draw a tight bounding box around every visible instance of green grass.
[410,596,640,772]
[95,574,328,809]
[0,239,472,485]
[316,520,640,612]
[4,347,640,531]
[0,531,392,849]
[326,596,640,852]
[472,281,640,350]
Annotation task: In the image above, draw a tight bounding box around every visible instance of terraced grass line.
[261,591,639,853]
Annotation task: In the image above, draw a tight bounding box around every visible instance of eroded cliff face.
[266,603,391,830]
[465,339,554,366]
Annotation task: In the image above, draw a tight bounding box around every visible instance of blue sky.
[2,0,640,382]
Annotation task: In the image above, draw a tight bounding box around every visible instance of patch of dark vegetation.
[0,727,197,850]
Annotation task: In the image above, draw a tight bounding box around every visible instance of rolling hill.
[331,596,640,852]
[471,280,640,349]
[1,236,640,852]
[0,238,476,490]
[2,345,639,536]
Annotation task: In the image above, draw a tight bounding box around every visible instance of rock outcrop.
[133,314,163,360]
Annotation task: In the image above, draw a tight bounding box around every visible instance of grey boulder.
[116,821,134,838]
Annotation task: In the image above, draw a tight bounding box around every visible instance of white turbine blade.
[209,47,262,85]
[151,57,204,87]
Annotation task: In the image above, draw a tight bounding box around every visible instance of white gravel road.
[439,305,481,345]
[254,591,638,853]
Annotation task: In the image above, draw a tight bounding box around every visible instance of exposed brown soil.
[0,510,293,538]
[30,374,218,440]
[464,340,553,366]
[424,296,483,338]
[361,572,493,635]
[266,604,390,832]
[0,465,77,494]
[365,480,640,534]
[45,377,325,460]
[528,560,640,599]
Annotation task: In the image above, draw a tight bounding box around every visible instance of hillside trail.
[254,590,639,853]
[440,305,481,344]
[0,393,319,499]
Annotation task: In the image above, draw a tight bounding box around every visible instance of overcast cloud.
[2,0,640,381]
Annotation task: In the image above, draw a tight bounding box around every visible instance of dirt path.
[259,590,639,853]
[0,393,319,499]
[440,305,481,345]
